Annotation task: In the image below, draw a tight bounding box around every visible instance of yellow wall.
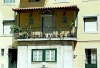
[18,0,100,41]
[19,10,74,31]
[74,42,100,68]
[0,0,20,18]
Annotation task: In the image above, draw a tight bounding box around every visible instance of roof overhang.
[12,5,79,12]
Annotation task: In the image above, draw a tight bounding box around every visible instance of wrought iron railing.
[13,26,77,39]
[85,59,97,68]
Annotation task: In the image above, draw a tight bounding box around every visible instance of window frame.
[3,20,14,35]
[31,49,57,62]
[29,0,40,3]
[2,0,16,5]
[83,47,98,68]
[0,48,5,57]
[82,0,99,2]
[54,0,69,3]
[85,49,97,64]
[82,14,99,34]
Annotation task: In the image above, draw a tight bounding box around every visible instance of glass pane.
[38,50,42,61]
[51,50,55,61]
[46,50,50,61]
[4,0,9,3]
[10,0,15,3]
[84,17,97,32]
[46,50,55,61]
[33,51,37,61]
[1,49,4,56]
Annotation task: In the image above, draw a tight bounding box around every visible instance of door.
[8,49,17,68]
[42,15,53,33]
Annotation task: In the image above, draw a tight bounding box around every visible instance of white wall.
[17,41,73,68]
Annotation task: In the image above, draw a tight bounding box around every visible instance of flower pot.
[57,34,60,38]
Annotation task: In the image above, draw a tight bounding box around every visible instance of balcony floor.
[14,37,77,41]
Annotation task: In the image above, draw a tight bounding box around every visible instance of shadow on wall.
[19,0,47,8]
[73,41,77,51]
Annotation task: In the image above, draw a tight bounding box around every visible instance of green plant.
[27,26,31,35]
[10,25,22,33]
[70,21,74,28]
[57,27,61,34]
[47,25,50,31]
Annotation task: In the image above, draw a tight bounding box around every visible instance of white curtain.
[84,17,97,32]
[3,22,13,34]
[91,49,97,64]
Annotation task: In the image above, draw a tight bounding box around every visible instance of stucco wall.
[19,10,74,28]
[74,41,100,68]
[0,36,15,68]
[17,41,73,68]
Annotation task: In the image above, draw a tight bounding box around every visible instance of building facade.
[0,0,100,68]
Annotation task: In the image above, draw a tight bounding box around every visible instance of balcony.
[12,6,79,41]
[12,26,77,41]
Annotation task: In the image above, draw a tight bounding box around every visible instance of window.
[85,49,97,68]
[45,50,56,61]
[3,0,15,4]
[29,0,40,2]
[3,20,14,34]
[83,17,98,33]
[0,49,4,57]
[55,0,68,2]
[31,49,57,62]
[32,50,43,61]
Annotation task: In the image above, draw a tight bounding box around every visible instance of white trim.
[1,18,14,35]
[82,0,99,2]
[3,18,14,20]
[0,34,13,37]
[82,14,99,34]
[54,0,69,3]
[83,46,98,68]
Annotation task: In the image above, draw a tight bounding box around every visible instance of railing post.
[18,12,20,27]
[14,11,16,25]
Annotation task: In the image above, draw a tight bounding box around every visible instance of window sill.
[0,34,14,37]
[0,56,5,58]
[82,0,99,2]
[83,31,99,34]
[2,3,16,6]
[54,1,69,3]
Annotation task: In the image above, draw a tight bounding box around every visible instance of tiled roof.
[12,5,79,12]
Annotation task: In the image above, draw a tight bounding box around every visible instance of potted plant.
[10,25,20,33]
[36,33,39,38]
[70,21,75,37]
[57,27,61,38]
[23,31,27,39]
[47,25,51,38]
[27,26,32,38]
[10,25,23,39]
[42,33,46,38]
